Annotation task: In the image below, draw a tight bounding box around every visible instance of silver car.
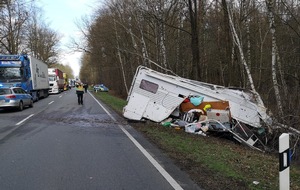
[0,87,33,111]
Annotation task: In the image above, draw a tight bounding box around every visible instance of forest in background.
[0,0,299,155]
[0,0,74,78]
[78,0,299,132]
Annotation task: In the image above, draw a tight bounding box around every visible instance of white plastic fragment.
[253,181,259,185]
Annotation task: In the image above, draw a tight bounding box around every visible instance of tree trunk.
[114,19,129,95]
[226,0,265,107]
[135,14,150,67]
[221,0,232,86]
[176,9,184,75]
[158,1,167,69]
[128,16,139,74]
[276,44,288,98]
[266,0,284,118]
[187,0,200,80]
[258,19,269,90]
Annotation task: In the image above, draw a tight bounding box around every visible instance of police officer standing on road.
[76,83,84,105]
[83,83,88,93]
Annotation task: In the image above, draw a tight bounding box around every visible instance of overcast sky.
[37,0,99,77]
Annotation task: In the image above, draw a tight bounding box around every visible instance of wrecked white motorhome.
[123,66,274,151]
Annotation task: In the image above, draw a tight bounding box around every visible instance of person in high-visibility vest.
[83,83,88,93]
[76,83,84,105]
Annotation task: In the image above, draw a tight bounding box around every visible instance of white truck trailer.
[0,54,49,101]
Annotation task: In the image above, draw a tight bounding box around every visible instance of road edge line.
[89,92,183,190]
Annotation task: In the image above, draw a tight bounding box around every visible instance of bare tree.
[265,0,284,117]
[0,0,30,54]
[79,53,91,83]
[0,0,60,66]
[185,0,200,80]
[226,0,264,107]
[26,9,61,65]
[76,0,300,132]
[114,18,129,94]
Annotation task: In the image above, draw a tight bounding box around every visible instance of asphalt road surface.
[0,89,201,190]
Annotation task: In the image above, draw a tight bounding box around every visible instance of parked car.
[93,84,109,92]
[0,87,33,111]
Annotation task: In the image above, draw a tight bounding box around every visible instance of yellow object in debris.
[203,104,212,111]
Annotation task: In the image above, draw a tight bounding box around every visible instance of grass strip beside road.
[92,91,126,112]
[92,91,300,190]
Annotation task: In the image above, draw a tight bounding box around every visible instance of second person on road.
[76,83,84,105]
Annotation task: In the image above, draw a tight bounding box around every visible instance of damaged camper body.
[123,66,271,151]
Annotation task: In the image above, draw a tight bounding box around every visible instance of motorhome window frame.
[139,79,158,94]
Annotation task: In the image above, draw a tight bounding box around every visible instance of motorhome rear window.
[140,79,158,93]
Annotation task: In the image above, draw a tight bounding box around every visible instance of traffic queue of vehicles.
[0,54,71,111]
[48,68,64,94]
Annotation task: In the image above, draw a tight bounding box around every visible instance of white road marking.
[16,114,34,126]
[89,92,183,190]
[16,99,54,126]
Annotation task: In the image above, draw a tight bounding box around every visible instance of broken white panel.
[143,102,172,122]
[246,135,258,146]
[206,109,230,123]
[143,92,185,122]
[123,92,150,120]
[229,101,261,128]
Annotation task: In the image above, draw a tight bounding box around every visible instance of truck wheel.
[18,101,24,111]
[29,100,33,108]
[36,92,40,101]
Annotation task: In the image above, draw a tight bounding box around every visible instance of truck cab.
[0,54,49,101]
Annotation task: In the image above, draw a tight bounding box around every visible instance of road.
[0,89,201,190]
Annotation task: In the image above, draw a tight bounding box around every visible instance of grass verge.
[92,91,300,190]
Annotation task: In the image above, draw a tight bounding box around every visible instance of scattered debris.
[253,181,260,185]
[122,66,296,152]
